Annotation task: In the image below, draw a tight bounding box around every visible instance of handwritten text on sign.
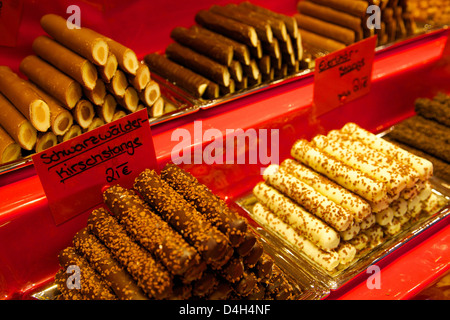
[32,109,157,225]
[313,36,377,117]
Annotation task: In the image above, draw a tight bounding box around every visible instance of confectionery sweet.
[54,164,299,300]
[250,122,443,273]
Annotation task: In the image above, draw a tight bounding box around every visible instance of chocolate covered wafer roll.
[190,26,251,66]
[253,182,340,251]
[103,185,206,282]
[87,207,173,299]
[85,117,104,132]
[0,66,51,132]
[263,164,353,232]
[35,131,57,153]
[217,255,244,283]
[192,271,219,297]
[415,97,450,127]
[117,87,139,113]
[233,271,257,296]
[40,14,109,66]
[139,80,161,107]
[161,163,247,247]
[72,99,94,129]
[54,269,87,300]
[73,228,148,300]
[127,63,151,92]
[299,29,346,52]
[0,92,37,150]
[28,82,73,136]
[20,55,82,110]
[0,126,21,164]
[58,247,117,300]
[309,0,369,18]
[236,232,257,257]
[166,42,231,87]
[134,169,232,267]
[107,69,128,98]
[211,4,273,44]
[265,265,294,300]
[254,253,274,281]
[144,53,209,98]
[103,37,139,75]
[98,53,118,83]
[32,35,98,90]
[243,240,264,268]
[84,78,106,106]
[96,94,116,123]
[60,124,82,142]
[195,10,259,48]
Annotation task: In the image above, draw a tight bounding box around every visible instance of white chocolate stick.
[340,123,433,181]
[252,203,340,272]
[291,139,388,203]
[253,182,340,251]
[281,159,372,223]
[263,164,353,232]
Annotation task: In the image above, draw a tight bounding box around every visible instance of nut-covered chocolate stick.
[210,4,273,44]
[72,99,94,129]
[190,26,251,66]
[28,82,73,136]
[0,92,37,150]
[87,207,173,299]
[144,53,208,98]
[103,185,206,282]
[20,55,82,110]
[0,126,21,164]
[32,35,98,90]
[166,42,231,87]
[73,228,148,300]
[58,247,117,300]
[195,10,259,48]
[133,168,232,267]
[40,14,109,66]
[35,131,57,153]
[0,66,50,133]
[161,163,248,247]
[171,27,234,67]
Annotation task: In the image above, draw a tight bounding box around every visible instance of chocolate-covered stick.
[72,99,94,129]
[58,247,117,300]
[195,10,259,48]
[139,80,161,107]
[103,37,139,75]
[296,14,355,45]
[35,131,57,153]
[0,126,21,164]
[166,42,231,87]
[415,97,450,127]
[107,69,128,98]
[190,26,251,66]
[144,53,209,98]
[233,271,257,296]
[127,64,151,92]
[116,87,139,113]
[134,168,232,267]
[28,82,73,136]
[54,269,87,300]
[20,55,82,110]
[170,27,234,67]
[103,185,206,282]
[59,124,82,142]
[309,0,369,18]
[96,94,117,123]
[161,163,247,247]
[72,228,148,300]
[98,53,118,83]
[40,14,109,66]
[32,35,98,90]
[210,4,273,44]
[85,117,104,132]
[0,92,37,150]
[83,78,106,106]
[87,207,173,299]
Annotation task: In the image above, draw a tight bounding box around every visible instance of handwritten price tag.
[32,109,157,225]
[313,36,377,117]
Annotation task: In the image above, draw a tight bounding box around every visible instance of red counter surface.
[0,0,449,300]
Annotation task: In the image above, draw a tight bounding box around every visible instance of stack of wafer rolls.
[143,2,305,101]
[384,93,450,183]
[295,0,417,51]
[251,122,443,273]
[55,164,300,300]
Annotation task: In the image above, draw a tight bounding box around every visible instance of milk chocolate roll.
[217,255,244,283]
[211,4,273,44]
[72,99,94,129]
[0,91,37,150]
[29,82,73,136]
[192,271,219,297]
[40,14,109,66]
[254,253,274,281]
[117,87,139,113]
[265,265,294,300]
[60,124,82,142]
[96,94,117,123]
[144,53,209,98]
[139,80,161,107]
[207,281,233,300]
[20,55,82,110]
[299,29,346,52]
[103,37,139,75]
[229,60,243,82]
[103,185,206,282]
[297,1,363,41]
[98,53,118,83]
[0,66,51,132]
[127,63,151,92]
[85,117,104,132]
[243,240,264,268]
[107,69,128,98]
[166,42,231,87]
[87,207,173,299]
[0,126,21,164]
[190,26,251,66]
[73,228,148,300]
[233,271,257,296]
[84,78,106,106]
[170,27,234,67]
[32,35,98,90]
[35,131,57,153]
[161,163,247,247]
[58,247,117,300]
[236,232,257,257]
[150,97,164,118]
[309,0,369,18]
[54,269,88,300]
[134,169,232,267]
[195,10,259,48]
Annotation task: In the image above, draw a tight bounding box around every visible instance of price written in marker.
[33,109,157,225]
[313,36,377,117]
